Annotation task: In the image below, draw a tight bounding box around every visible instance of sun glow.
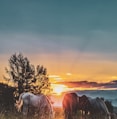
[51,84,72,95]
[53,86,64,95]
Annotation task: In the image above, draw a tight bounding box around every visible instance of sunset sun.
[53,87,63,95]
[51,84,71,95]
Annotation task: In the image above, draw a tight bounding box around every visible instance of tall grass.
[54,107,64,119]
[0,107,117,119]
[0,112,17,119]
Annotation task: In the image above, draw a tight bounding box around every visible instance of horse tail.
[96,98,111,119]
[101,99,111,118]
[15,92,25,112]
[46,95,55,119]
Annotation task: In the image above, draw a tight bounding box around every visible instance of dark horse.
[78,95,111,119]
[62,92,79,119]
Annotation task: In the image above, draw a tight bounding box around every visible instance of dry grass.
[53,107,117,119]
[0,107,117,119]
[54,107,64,119]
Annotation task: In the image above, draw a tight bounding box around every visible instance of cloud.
[101,80,117,89]
[57,80,117,89]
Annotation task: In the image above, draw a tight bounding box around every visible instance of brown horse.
[62,92,79,119]
[79,95,91,115]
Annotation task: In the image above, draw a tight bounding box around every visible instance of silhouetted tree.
[4,53,51,98]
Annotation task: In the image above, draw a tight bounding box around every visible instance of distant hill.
[0,83,16,112]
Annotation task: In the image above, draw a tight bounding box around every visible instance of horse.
[79,95,91,115]
[78,95,111,119]
[15,92,54,119]
[62,92,79,119]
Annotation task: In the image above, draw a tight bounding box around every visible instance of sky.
[1,1,117,89]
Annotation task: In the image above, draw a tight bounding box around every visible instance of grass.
[0,107,64,119]
[0,107,117,119]
[54,107,64,119]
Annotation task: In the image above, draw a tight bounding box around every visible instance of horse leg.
[22,104,28,118]
[64,110,68,119]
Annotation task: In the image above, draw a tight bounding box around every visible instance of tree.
[4,53,51,98]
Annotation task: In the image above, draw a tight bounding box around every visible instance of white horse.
[15,92,54,119]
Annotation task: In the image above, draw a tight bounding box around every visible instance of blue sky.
[1,0,117,54]
[1,1,117,84]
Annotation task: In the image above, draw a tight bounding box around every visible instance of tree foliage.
[4,53,51,98]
